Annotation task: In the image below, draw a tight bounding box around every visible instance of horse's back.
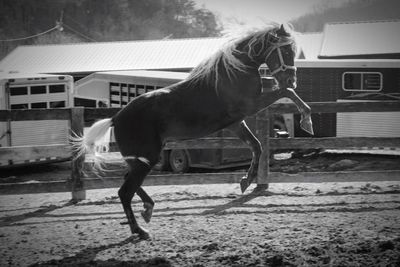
[112,81,236,146]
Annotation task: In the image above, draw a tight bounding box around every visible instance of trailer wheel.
[153,150,170,171]
[169,149,189,173]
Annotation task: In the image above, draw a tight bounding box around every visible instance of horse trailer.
[0,73,75,167]
[291,59,400,138]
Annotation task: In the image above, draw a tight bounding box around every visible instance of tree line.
[0,0,221,59]
[1,0,398,60]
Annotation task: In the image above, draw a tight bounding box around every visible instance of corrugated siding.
[0,38,228,74]
[1,34,322,75]
[10,120,69,146]
[337,100,400,137]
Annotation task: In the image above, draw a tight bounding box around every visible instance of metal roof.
[0,72,65,80]
[296,32,323,60]
[75,70,189,89]
[319,20,400,59]
[0,37,228,75]
[0,72,73,86]
[295,59,400,68]
[0,33,323,76]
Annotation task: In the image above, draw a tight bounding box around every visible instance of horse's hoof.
[240,178,249,193]
[141,202,154,223]
[134,227,151,240]
[300,117,314,135]
[139,231,150,240]
[254,184,269,192]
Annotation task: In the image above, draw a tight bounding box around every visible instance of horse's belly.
[161,114,239,142]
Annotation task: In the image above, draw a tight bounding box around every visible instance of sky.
[194,0,350,27]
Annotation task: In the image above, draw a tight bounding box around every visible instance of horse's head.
[264,24,297,89]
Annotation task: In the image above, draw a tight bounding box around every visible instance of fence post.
[70,107,86,201]
[256,109,270,190]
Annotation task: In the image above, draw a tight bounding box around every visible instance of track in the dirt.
[1,182,400,266]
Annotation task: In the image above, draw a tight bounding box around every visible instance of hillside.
[0,0,221,60]
[291,0,400,32]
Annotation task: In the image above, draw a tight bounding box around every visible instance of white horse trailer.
[0,73,74,166]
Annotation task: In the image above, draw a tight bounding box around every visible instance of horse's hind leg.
[121,176,154,223]
[137,187,154,223]
[228,120,262,193]
[118,158,153,239]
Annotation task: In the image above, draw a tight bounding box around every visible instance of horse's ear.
[276,24,290,37]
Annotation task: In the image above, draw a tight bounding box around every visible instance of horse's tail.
[70,118,113,171]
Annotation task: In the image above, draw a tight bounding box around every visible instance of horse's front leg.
[228,121,261,193]
[281,88,314,135]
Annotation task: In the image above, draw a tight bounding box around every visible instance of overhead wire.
[0,11,96,43]
[62,23,97,42]
[0,26,59,42]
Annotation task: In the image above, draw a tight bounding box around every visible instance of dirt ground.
[0,152,400,266]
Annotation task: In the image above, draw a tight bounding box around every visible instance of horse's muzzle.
[286,77,297,89]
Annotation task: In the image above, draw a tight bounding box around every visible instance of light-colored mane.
[186,23,297,89]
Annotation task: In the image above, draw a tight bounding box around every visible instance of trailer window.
[109,82,159,107]
[145,85,155,92]
[137,85,145,95]
[343,72,382,91]
[10,86,28,96]
[74,97,97,107]
[11,103,28,109]
[31,102,47,109]
[50,101,65,108]
[31,85,46,94]
[49,84,65,93]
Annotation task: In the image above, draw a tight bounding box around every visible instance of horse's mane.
[186,22,297,89]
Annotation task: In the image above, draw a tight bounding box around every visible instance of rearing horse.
[72,23,313,239]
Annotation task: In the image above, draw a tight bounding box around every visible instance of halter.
[264,40,297,76]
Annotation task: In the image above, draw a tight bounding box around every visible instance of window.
[31,85,46,94]
[128,85,137,98]
[343,72,382,91]
[145,85,155,92]
[74,97,97,107]
[11,103,28,109]
[137,85,146,95]
[50,101,65,108]
[10,86,28,96]
[31,102,47,109]
[49,84,65,93]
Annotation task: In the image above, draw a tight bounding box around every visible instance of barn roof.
[0,33,322,76]
[296,32,323,60]
[319,20,400,59]
[75,70,189,90]
[0,37,228,75]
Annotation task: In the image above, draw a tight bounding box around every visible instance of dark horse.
[72,23,313,239]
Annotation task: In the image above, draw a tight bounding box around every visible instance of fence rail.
[1,100,400,199]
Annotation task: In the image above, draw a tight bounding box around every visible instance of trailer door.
[8,83,69,146]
